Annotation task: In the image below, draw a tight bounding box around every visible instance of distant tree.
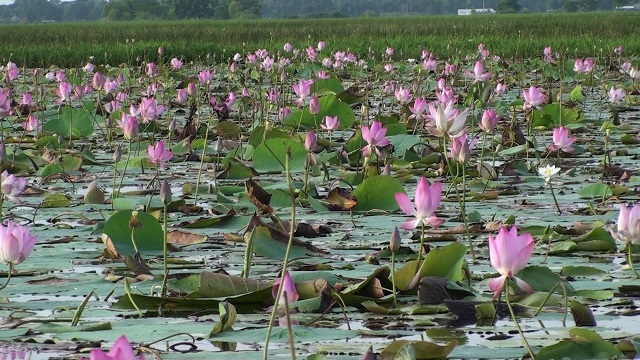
[103,0,168,20]
[563,0,579,12]
[613,0,632,7]
[497,0,520,13]
[579,0,599,11]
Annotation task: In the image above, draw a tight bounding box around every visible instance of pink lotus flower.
[104,79,118,94]
[278,107,291,121]
[57,81,72,103]
[480,109,499,133]
[1,170,27,204]
[608,85,625,104]
[548,126,576,153]
[261,56,274,71]
[317,41,326,51]
[449,133,476,163]
[92,72,105,91]
[138,97,165,123]
[316,70,330,79]
[309,96,320,114]
[187,82,197,96]
[394,177,445,230]
[170,58,183,70]
[175,89,187,103]
[0,88,11,116]
[495,82,506,96]
[22,113,40,131]
[117,113,139,140]
[148,141,173,168]
[610,204,640,245]
[0,220,38,266]
[321,115,340,131]
[272,270,298,306]
[464,61,491,83]
[18,93,32,107]
[145,62,158,77]
[361,121,390,157]
[427,101,468,138]
[7,67,19,82]
[523,86,546,110]
[293,79,314,106]
[283,43,293,52]
[443,63,457,76]
[394,86,412,105]
[305,130,316,152]
[198,69,213,84]
[543,46,554,63]
[89,335,144,360]
[409,97,427,121]
[574,58,594,74]
[422,56,437,72]
[385,47,394,57]
[488,226,534,299]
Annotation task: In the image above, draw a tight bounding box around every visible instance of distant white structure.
[457,8,496,15]
[616,3,640,11]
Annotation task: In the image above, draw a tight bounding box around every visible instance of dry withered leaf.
[167,230,207,246]
[245,214,326,254]
[101,233,120,259]
[294,222,332,238]
[245,178,274,214]
[223,233,243,242]
[326,187,358,211]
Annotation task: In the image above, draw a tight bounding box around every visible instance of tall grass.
[1,12,639,67]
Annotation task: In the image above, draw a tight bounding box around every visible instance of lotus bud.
[309,96,320,115]
[113,144,122,163]
[305,130,317,152]
[382,162,391,176]
[84,180,105,204]
[390,226,401,253]
[187,82,197,96]
[160,179,172,205]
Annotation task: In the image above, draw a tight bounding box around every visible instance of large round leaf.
[43,107,95,138]
[284,94,355,129]
[353,175,405,211]
[102,210,164,255]
[253,138,307,173]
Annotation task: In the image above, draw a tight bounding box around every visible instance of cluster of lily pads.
[0,39,640,359]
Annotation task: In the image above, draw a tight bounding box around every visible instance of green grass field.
[1,12,640,67]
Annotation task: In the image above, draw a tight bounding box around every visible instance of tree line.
[0,0,636,23]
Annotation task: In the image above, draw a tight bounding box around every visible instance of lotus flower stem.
[161,201,169,297]
[533,282,568,327]
[628,245,640,279]
[283,292,297,360]
[193,115,212,206]
[505,278,537,360]
[416,222,425,266]
[548,182,561,215]
[116,140,132,200]
[391,252,397,307]
[264,148,297,360]
[461,166,476,263]
[0,264,13,291]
